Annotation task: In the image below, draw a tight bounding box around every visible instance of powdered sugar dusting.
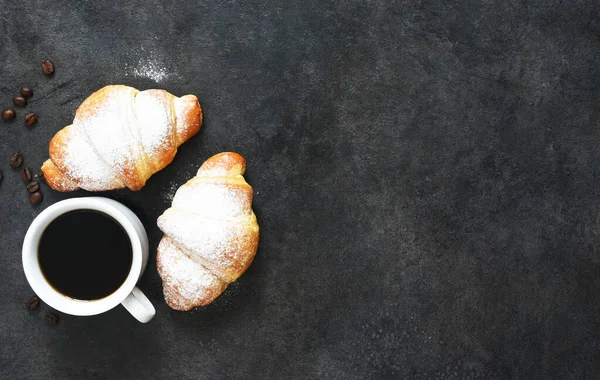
[172,181,251,218]
[158,174,257,281]
[157,237,227,310]
[137,93,171,153]
[43,85,200,192]
[158,209,240,280]
[73,86,140,188]
[134,90,175,169]
[41,159,80,191]
[57,124,124,191]
[156,155,259,309]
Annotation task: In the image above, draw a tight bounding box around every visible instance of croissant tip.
[197,152,246,177]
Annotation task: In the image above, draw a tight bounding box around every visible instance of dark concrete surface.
[1,0,600,379]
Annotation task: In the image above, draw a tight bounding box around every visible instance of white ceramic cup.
[22,197,155,323]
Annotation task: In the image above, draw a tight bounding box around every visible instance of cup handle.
[121,287,156,323]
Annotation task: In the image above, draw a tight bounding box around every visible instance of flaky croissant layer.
[157,152,260,311]
[41,85,202,192]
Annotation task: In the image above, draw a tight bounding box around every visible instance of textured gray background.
[1,0,600,379]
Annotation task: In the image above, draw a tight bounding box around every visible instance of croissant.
[41,85,202,191]
[156,152,259,311]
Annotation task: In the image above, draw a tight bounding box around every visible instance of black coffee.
[38,210,132,300]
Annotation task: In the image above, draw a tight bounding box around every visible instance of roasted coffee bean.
[29,191,43,205]
[41,60,54,76]
[9,153,23,168]
[20,167,32,183]
[26,296,40,311]
[44,313,59,325]
[24,113,37,126]
[26,181,39,193]
[1,109,16,121]
[13,96,27,107]
[20,87,33,98]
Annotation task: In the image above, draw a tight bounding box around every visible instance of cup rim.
[22,197,143,316]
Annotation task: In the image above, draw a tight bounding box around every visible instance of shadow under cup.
[22,197,153,321]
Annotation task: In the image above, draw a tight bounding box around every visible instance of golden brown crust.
[41,85,202,192]
[40,159,80,192]
[197,152,246,177]
[174,94,202,147]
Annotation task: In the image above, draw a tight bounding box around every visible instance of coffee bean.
[41,60,54,76]
[9,153,23,168]
[13,96,27,107]
[20,167,32,183]
[20,87,33,98]
[26,181,39,193]
[44,313,59,325]
[24,113,37,126]
[26,296,40,311]
[1,109,16,121]
[29,191,43,205]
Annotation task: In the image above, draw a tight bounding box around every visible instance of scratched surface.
[1,1,600,379]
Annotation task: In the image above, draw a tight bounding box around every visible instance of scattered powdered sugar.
[160,162,201,203]
[134,61,168,82]
[126,59,173,83]
[161,180,180,203]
